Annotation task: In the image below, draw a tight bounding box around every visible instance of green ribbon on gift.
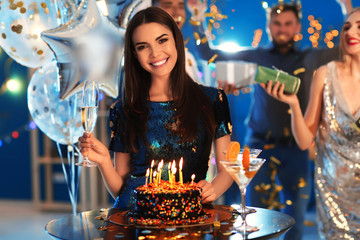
[254,65,301,94]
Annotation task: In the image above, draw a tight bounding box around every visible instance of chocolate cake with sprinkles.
[129,181,209,225]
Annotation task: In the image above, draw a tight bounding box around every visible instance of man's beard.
[273,38,295,49]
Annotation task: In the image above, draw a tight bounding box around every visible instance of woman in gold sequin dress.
[263,7,360,240]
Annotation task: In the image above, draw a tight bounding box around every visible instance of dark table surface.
[45,205,294,240]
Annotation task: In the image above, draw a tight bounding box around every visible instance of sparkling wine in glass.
[221,157,266,234]
[76,81,99,167]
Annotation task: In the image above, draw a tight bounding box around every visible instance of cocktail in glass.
[221,156,266,233]
[224,148,262,215]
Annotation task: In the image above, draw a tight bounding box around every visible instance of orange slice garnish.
[226,141,240,162]
[242,148,250,168]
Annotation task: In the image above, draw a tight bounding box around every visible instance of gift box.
[215,61,258,87]
[254,65,301,94]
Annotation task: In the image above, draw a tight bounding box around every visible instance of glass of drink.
[221,155,266,234]
[76,81,99,167]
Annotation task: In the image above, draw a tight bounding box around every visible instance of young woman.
[263,7,360,239]
[78,7,233,208]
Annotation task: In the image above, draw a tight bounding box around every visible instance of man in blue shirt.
[188,1,352,239]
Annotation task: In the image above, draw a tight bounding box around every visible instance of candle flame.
[146,168,149,177]
[168,162,171,169]
[151,160,154,168]
[153,170,157,178]
[191,174,195,181]
[172,163,177,174]
[179,157,183,170]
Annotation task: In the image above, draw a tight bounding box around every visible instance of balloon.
[27,61,84,145]
[41,0,135,100]
[0,0,77,68]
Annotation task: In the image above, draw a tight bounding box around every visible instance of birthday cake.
[130,181,208,225]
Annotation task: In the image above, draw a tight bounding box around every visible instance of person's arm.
[186,0,248,62]
[78,133,131,199]
[197,135,233,203]
[336,0,353,17]
[261,65,327,150]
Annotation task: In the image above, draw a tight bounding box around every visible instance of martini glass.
[221,157,266,233]
[224,148,262,215]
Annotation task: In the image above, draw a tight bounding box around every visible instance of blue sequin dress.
[109,85,232,209]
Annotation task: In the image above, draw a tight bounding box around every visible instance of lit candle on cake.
[145,168,149,186]
[179,157,183,185]
[172,163,177,185]
[153,170,157,186]
[150,160,154,184]
[168,162,172,183]
[157,160,163,183]
[191,174,195,185]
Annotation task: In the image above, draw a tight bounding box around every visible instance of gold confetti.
[283,127,290,137]
[17,1,24,7]
[41,2,47,8]
[189,19,201,26]
[200,37,208,44]
[184,36,189,45]
[37,50,43,55]
[287,108,292,115]
[9,3,17,10]
[301,194,310,199]
[208,54,218,64]
[222,231,233,236]
[265,130,272,139]
[187,58,192,67]
[286,200,293,205]
[270,156,281,165]
[97,226,108,231]
[293,67,306,75]
[11,24,23,34]
[228,122,232,133]
[213,221,221,228]
[298,177,307,188]
[207,19,214,32]
[1,33,6,39]
[20,7,26,13]
[304,220,315,227]
[264,144,275,150]
[193,32,200,45]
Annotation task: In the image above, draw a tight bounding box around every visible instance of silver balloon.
[27,61,83,145]
[0,0,77,68]
[41,0,129,100]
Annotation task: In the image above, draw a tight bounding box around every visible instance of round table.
[45,205,294,239]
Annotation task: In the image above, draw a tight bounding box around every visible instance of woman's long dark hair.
[123,7,216,152]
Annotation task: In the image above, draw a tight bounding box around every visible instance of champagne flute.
[76,81,99,167]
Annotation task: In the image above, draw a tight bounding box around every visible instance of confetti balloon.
[27,61,83,145]
[0,0,77,68]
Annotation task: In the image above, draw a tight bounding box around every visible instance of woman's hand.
[260,80,299,107]
[197,179,216,203]
[187,0,207,21]
[78,132,111,167]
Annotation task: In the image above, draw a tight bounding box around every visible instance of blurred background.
[0,0,358,238]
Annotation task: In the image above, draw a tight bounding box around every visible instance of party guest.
[187,1,352,239]
[78,6,233,208]
[262,7,360,239]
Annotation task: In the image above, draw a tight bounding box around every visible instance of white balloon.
[0,0,76,68]
[27,61,84,145]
